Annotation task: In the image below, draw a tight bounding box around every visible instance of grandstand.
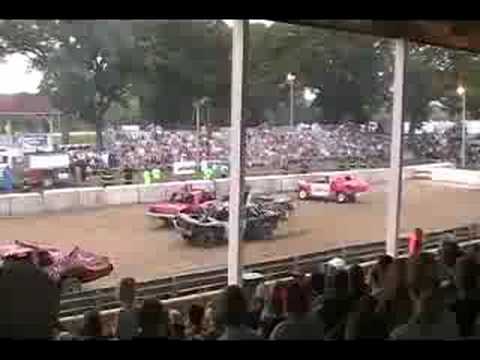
[2,20,480,339]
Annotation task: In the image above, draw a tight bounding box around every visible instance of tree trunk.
[95,114,104,150]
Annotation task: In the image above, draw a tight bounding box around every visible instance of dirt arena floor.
[2,179,480,289]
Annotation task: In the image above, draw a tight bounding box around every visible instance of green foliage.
[5,20,480,136]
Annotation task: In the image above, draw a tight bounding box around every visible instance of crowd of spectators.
[65,122,393,176]
[64,121,480,178]
[2,231,480,340]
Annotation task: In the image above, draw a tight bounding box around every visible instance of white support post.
[228,20,248,286]
[385,38,407,257]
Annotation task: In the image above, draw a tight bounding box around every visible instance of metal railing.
[59,224,479,318]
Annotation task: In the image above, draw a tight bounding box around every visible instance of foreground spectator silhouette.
[216,285,260,340]
[345,295,388,339]
[261,283,286,338]
[367,255,393,295]
[81,310,104,339]
[115,277,138,339]
[376,258,412,332]
[270,282,324,340]
[321,269,351,339]
[0,259,60,339]
[390,253,458,339]
[454,247,480,337]
[168,309,185,339]
[348,264,369,304]
[185,304,206,340]
[137,297,168,338]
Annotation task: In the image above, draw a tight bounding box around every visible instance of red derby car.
[0,240,114,293]
[146,186,217,226]
[297,174,369,203]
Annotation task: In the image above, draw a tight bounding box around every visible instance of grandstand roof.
[0,94,60,115]
[286,21,480,53]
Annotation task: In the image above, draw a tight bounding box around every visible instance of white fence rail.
[0,162,453,217]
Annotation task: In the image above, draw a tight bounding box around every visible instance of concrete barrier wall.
[0,162,455,216]
[105,185,139,206]
[431,168,480,186]
[138,184,168,204]
[43,189,81,212]
[78,187,106,208]
[10,193,44,216]
[0,195,13,216]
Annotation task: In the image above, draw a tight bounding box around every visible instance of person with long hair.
[137,298,168,338]
[390,253,458,339]
[375,258,412,333]
[367,255,393,296]
[454,251,480,337]
[81,310,104,339]
[269,282,324,340]
[260,283,286,338]
[217,285,260,340]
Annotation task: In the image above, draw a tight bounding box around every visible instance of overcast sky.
[0,20,273,95]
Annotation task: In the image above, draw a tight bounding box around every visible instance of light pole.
[457,85,467,168]
[193,100,202,170]
[287,73,296,127]
[193,97,211,170]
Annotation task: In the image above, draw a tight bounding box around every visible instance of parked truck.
[0,147,71,190]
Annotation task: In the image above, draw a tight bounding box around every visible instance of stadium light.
[457,85,467,168]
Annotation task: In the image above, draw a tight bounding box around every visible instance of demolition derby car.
[172,200,286,247]
[297,174,369,203]
[145,186,217,226]
[0,240,114,293]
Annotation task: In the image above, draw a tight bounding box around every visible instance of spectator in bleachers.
[345,295,388,340]
[51,320,75,340]
[0,259,60,339]
[348,264,369,304]
[390,253,458,339]
[454,250,480,337]
[203,300,219,339]
[81,310,104,339]
[270,282,324,340]
[185,304,206,340]
[438,235,463,292]
[260,284,286,338]
[137,298,168,338]
[246,297,264,332]
[168,309,186,339]
[216,285,261,340]
[310,271,325,311]
[375,258,412,333]
[115,277,138,340]
[367,255,393,296]
[321,269,351,340]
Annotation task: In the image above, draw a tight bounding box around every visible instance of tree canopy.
[2,20,480,140]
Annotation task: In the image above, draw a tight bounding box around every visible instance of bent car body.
[0,240,113,291]
[146,187,217,222]
[297,174,369,203]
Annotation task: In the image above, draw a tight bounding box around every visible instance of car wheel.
[61,277,82,294]
[298,190,308,200]
[336,192,347,204]
[349,194,357,203]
